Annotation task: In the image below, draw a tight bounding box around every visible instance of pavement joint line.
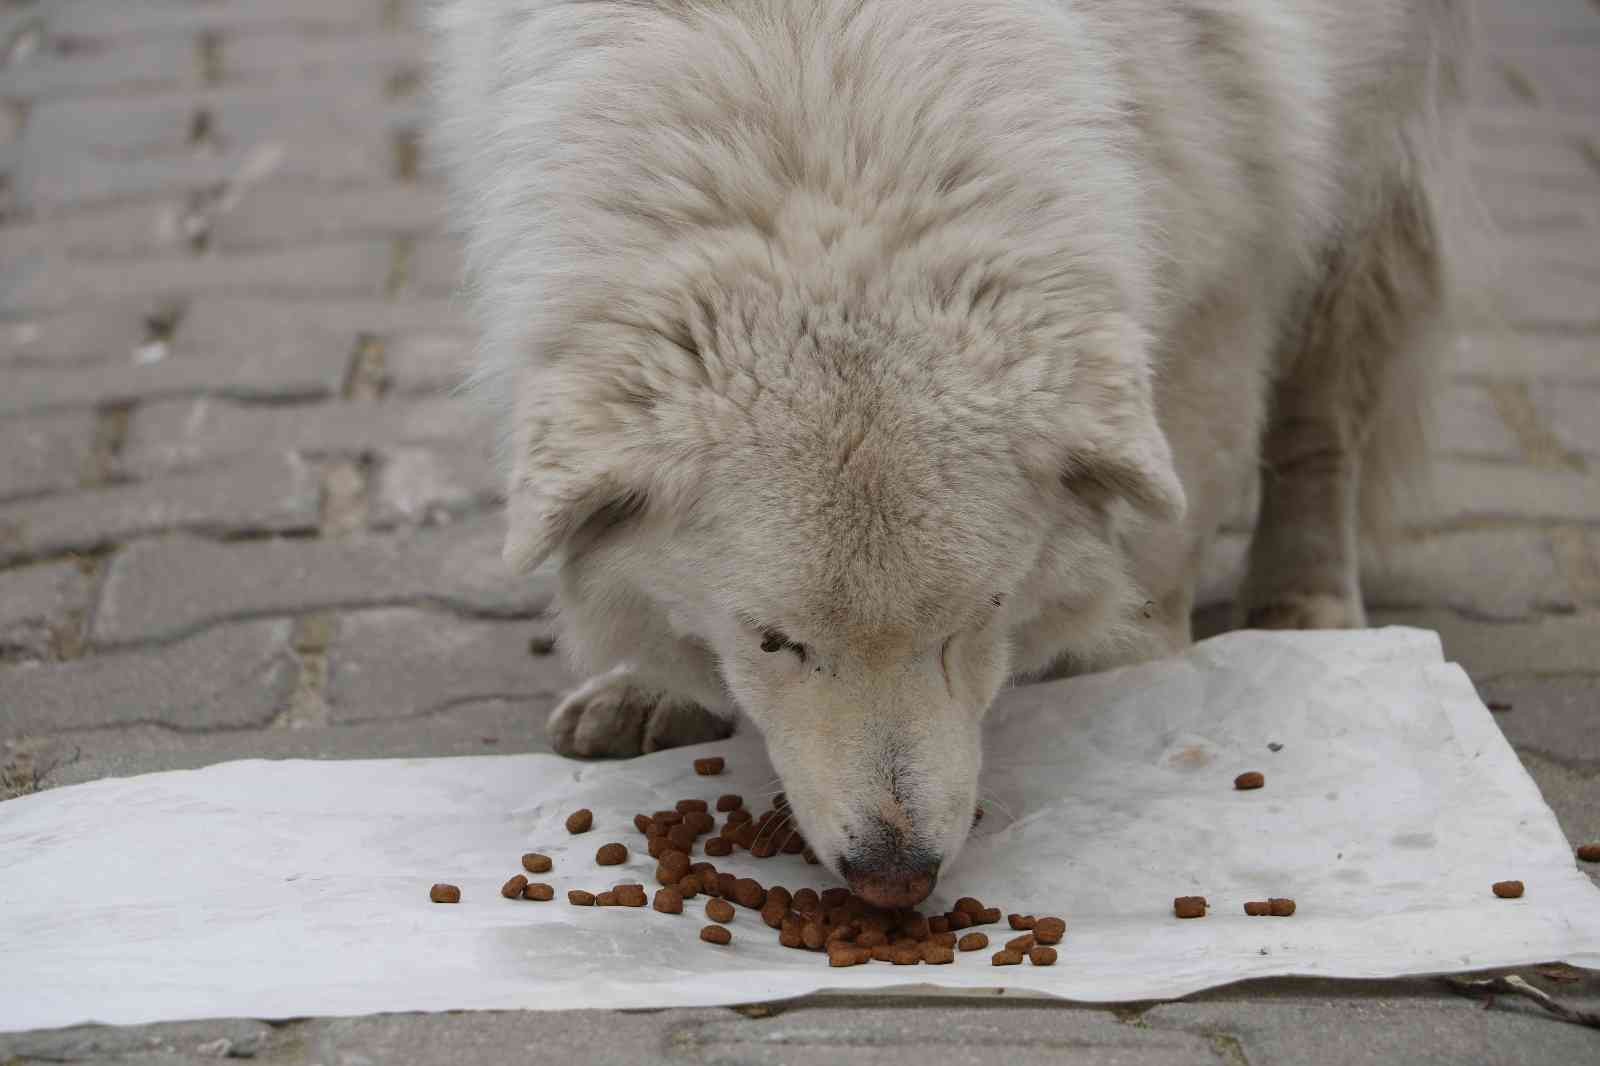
[385,235,416,297]
[276,611,336,730]
[1483,380,1587,471]
[196,29,225,87]
[1549,526,1600,603]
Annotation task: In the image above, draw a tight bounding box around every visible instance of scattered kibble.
[429,884,460,904]
[1174,896,1207,919]
[501,875,529,899]
[596,842,628,866]
[565,809,593,834]
[1234,772,1265,790]
[700,924,732,945]
[694,757,725,776]
[522,852,552,874]
[523,882,554,902]
[1492,880,1524,899]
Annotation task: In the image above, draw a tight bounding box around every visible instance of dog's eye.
[759,629,807,662]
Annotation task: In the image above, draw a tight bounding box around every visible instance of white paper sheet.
[3,627,1598,1032]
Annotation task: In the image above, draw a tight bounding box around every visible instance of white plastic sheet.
[3,627,1598,1031]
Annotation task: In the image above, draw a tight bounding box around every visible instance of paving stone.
[33,1,387,41]
[91,516,554,646]
[1477,676,1600,767]
[1435,382,1521,460]
[1484,262,1600,331]
[327,607,578,722]
[1470,171,1598,234]
[383,329,475,394]
[223,26,426,83]
[370,442,500,527]
[0,410,94,501]
[1,198,194,260]
[0,558,90,661]
[205,178,447,250]
[1363,529,1573,619]
[0,453,320,566]
[0,618,294,735]
[1144,998,1600,1066]
[118,395,486,476]
[0,1018,278,1065]
[1368,607,1600,681]
[1530,382,1600,457]
[404,235,466,296]
[1,34,199,98]
[0,305,165,368]
[1408,459,1600,528]
[1450,331,1600,385]
[2,239,394,313]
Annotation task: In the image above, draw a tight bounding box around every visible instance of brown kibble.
[716,794,743,812]
[928,914,950,934]
[947,911,973,931]
[694,757,725,776]
[827,943,868,967]
[958,932,988,952]
[501,875,529,899]
[565,808,593,834]
[1234,771,1265,790]
[992,950,1023,966]
[930,931,958,948]
[653,809,684,825]
[596,891,618,906]
[1008,914,1035,930]
[975,907,1002,926]
[779,925,805,949]
[704,837,733,857]
[1269,897,1296,916]
[523,882,555,901]
[749,833,780,859]
[684,811,717,835]
[857,928,888,948]
[802,921,827,950]
[676,798,709,814]
[614,884,647,907]
[1033,917,1066,945]
[659,848,691,874]
[633,814,654,834]
[1576,844,1600,863]
[765,886,792,910]
[761,902,789,929]
[820,887,851,909]
[596,842,628,866]
[429,884,460,904]
[729,877,764,910]
[521,853,553,874]
[953,896,985,916]
[793,888,820,913]
[1029,946,1058,966]
[653,888,684,914]
[899,913,930,941]
[889,945,921,965]
[691,861,717,877]
[676,874,701,898]
[922,943,956,964]
[646,836,669,859]
[1006,933,1036,952]
[1174,896,1207,919]
[568,890,596,906]
[1244,901,1271,916]
[726,808,753,824]
[706,897,736,923]
[700,924,732,945]
[716,872,738,899]
[1492,881,1524,899]
[667,824,697,851]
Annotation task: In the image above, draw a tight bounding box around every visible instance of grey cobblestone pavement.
[2,0,1598,1061]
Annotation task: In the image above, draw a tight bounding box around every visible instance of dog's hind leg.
[1240,171,1447,631]
[546,666,735,758]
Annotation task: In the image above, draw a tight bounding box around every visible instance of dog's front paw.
[1242,591,1366,631]
[546,673,733,758]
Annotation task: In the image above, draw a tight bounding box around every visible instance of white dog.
[428,0,1468,907]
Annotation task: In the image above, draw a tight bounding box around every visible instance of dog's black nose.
[838,836,941,909]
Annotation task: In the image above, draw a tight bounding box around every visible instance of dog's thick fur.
[429,0,1467,903]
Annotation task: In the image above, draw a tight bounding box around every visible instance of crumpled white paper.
[3,627,1598,1032]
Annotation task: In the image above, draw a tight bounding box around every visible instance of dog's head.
[502,258,1182,907]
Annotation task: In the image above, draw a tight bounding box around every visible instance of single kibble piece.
[929,915,951,934]
[1234,771,1265,790]
[521,853,553,874]
[1492,880,1524,899]
[700,924,732,944]
[957,932,989,952]
[667,824,698,851]
[501,875,529,899]
[793,888,820,912]
[653,888,684,914]
[733,878,766,909]
[659,848,691,874]
[568,890,596,906]
[717,872,739,899]
[676,874,701,898]
[857,928,888,948]
[523,882,555,901]
[930,931,958,948]
[653,810,684,825]
[762,902,789,929]
[953,896,985,916]
[749,833,780,859]
[992,950,1023,966]
[706,898,736,923]
[889,945,922,965]
[1008,914,1036,930]
[726,808,753,824]
[717,794,743,812]
[1243,901,1271,916]
[646,836,669,859]
[633,814,654,834]
[1268,897,1296,916]
[1029,946,1058,966]
[596,891,618,906]
[828,943,871,967]
[614,884,647,907]
[676,798,709,814]
[1576,844,1600,863]
[429,884,460,904]
[596,843,628,866]
[975,907,1002,926]
[1174,896,1208,919]
[802,921,828,950]
[1005,933,1035,952]
[565,808,594,834]
[1033,917,1066,945]
[704,836,733,858]
[922,943,956,964]
[683,811,717,835]
[947,911,973,931]
[694,757,725,776]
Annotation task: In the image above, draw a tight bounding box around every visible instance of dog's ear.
[503,466,646,574]
[1056,319,1187,522]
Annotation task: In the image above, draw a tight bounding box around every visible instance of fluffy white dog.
[428,0,1468,907]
